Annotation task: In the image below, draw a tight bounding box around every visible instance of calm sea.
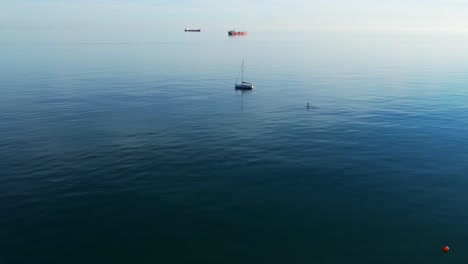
[1,31,468,263]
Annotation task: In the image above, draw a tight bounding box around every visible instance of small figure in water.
[306,101,310,110]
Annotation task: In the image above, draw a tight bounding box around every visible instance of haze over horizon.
[2,0,468,42]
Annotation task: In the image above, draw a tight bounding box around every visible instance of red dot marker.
[443,246,449,253]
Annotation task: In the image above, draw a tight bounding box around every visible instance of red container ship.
[228,30,247,36]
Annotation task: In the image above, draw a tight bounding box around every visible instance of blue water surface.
[1,31,468,263]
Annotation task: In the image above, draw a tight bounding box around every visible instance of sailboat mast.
[242,59,244,82]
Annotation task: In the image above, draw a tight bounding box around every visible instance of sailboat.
[235,59,254,90]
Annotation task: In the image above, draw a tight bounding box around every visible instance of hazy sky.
[1,0,468,41]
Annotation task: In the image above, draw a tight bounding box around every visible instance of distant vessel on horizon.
[185,28,201,32]
[228,29,247,36]
[235,59,254,90]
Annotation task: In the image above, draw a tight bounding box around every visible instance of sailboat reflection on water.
[236,89,252,112]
